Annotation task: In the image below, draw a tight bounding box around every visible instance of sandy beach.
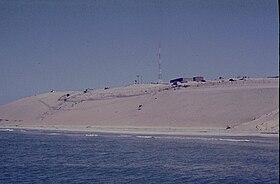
[0,77,278,137]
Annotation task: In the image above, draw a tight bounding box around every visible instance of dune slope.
[0,78,278,135]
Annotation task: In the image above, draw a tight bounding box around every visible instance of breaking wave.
[85,134,99,137]
[0,128,14,132]
[136,135,155,139]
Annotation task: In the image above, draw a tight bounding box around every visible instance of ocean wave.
[117,134,132,138]
[85,134,98,137]
[136,135,155,139]
[154,136,252,142]
[47,133,61,136]
[215,138,250,142]
[193,137,251,142]
[0,128,14,132]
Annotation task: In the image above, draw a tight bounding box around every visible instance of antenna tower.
[158,43,162,83]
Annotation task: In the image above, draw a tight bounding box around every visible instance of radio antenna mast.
[158,42,162,83]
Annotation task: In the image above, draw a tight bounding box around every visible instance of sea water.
[0,129,279,184]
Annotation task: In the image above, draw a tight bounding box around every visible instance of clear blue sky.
[0,0,278,105]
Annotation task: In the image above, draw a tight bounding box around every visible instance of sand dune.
[0,78,278,136]
[233,109,279,132]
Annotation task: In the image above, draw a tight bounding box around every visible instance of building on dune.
[170,76,204,84]
[169,77,194,84]
[193,76,204,82]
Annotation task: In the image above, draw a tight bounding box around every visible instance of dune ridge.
[0,78,278,136]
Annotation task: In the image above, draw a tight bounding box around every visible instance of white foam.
[186,137,252,142]
[136,135,155,139]
[0,128,14,132]
[85,134,98,137]
[155,135,252,142]
[216,138,250,142]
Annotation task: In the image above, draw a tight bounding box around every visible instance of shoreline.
[0,125,278,138]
